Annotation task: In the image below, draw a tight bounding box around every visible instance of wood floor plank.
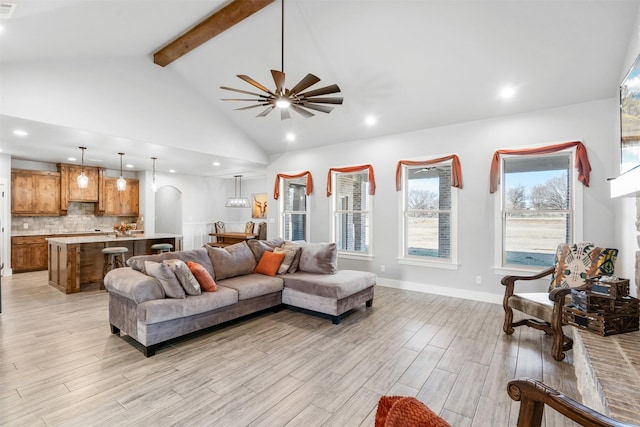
[0,271,586,426]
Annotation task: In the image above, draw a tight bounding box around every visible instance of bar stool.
[151,243,173,254]
[101,247,128,290]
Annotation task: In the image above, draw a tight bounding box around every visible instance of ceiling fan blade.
[280,108,291,120]
[257,106,275,117]
[300,103,334,114]
[222,98,268,102]
[271,70,286,95]
[234,104,269,111]
[303,97,343,105]
[287,73,321,96]
[220,86,270,98]
[290,104,315,118]
[298,84,341,98]
[237,75,275,95]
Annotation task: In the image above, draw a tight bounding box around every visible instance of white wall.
[0,153,11,273]
[614,6,640,295]
[268,99,619,302]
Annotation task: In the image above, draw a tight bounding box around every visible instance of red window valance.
[489,141,591,193]
[326,164,376,197]
[395,155,463,191]
[273,171,313,200]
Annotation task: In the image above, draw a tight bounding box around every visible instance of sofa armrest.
[104,267,165,303]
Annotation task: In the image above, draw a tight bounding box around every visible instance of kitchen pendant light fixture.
[220,0,342,120]
[151,157,158,193]
[77,146,89,189]
[116,153,126,191]
[225,175,250,208]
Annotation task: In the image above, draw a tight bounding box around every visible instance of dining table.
[208,231,257,246]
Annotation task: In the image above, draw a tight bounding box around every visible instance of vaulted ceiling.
[1,0,638,177]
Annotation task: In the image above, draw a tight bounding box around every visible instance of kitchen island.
[47,233,182,293]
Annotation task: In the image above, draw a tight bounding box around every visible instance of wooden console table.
[47,233,183,293]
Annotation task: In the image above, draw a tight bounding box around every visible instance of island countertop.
[47,234,183,293]
[46,233,181,245]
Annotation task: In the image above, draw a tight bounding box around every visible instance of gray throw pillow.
[298,243,337,275]
[145,261,186,299]
[282,241,305,273]
[274,247,297,275]
[206,241,258,280]
[163,259,201,296]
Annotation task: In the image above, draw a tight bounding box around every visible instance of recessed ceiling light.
[212,161,221,166]
[500,86,516,99]
[285,132,296,142]
[126,164,134,168]
[13,129,27,136]
[169,169,176,173]
[365,115,376,126]
[67,157,77,161]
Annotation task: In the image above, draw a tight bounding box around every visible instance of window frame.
[330,169,373,260]
[493,148,583,274]
[397,158,459,270]
[279,176,310,242]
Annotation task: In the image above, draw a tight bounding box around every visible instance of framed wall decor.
[620,53,640,174]
[252,193,267,219]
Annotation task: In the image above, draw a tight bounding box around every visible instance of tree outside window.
[403,163,454,261]
[502,153,573,267]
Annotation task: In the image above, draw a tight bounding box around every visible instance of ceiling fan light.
[275,97,291,108]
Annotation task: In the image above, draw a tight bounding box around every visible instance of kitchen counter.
[47,233,183,293]
[47,232,175,245]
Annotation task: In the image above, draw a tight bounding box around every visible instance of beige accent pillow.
[163,259,201,296]
[274,247,297,275]
[145,261,186,299]
[282,241,305,273]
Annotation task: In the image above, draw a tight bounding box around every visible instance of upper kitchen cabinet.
[11,169,61,216]
[59,164,100,205]
[97,177,139,217]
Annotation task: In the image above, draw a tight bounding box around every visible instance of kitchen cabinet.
[11,169,61,216]
[11,235,49,273]
[59,164,100,209]
[99,177,139,217]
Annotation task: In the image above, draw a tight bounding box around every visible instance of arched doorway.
[155,185,182,234]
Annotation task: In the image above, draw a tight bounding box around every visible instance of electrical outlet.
[380,265,386,273]
[475,276,482,285]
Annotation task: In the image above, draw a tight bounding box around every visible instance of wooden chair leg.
[503,305,515,335]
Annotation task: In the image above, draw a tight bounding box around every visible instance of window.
[499,151,579,268]
[280,177,309,241]
[401,161,457,265]
[331,170,371,256]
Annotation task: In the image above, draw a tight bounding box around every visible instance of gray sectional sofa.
[104,238,376,356]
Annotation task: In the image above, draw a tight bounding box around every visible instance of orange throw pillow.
[254,251,286,277]
[186,261,217,292]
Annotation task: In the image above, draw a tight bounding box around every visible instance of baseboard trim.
[376,277,503,305]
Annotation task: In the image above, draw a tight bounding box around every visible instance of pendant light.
[151,157,158,193]
[116,152,126,191]
[77,146,89,189]
[225,175,250,208]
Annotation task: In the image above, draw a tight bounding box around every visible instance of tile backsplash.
[11,202,138,235]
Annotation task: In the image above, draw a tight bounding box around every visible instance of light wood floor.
[0,271,583,426]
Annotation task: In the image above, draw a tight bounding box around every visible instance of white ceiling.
[1,0,638,177]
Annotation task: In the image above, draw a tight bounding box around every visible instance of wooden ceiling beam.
[153,0,275,67]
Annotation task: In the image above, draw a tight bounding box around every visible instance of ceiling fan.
[220,0,343,120]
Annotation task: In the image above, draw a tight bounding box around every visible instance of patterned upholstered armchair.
[502,242,617,361]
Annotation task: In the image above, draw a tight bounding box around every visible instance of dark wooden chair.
[257,221,266,240]
[502,242,617,361]
[214,221,225,243]
[508,378,634,427]
[245,221,255,234]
